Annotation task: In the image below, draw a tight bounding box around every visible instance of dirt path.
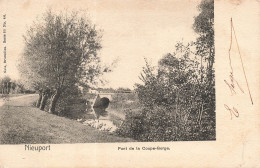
[0,94,133,144]
[0,94,37,107]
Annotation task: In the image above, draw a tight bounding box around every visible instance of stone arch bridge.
[86,90,134,109]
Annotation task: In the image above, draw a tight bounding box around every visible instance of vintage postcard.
[0,0,259,167]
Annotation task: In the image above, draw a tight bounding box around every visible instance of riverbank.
[0,94,134,144]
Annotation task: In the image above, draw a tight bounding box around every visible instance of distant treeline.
[0,76,35,94]
[89,87,133,93]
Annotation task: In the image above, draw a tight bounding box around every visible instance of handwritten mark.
[224,18,245,95]
[224,18,254,119]
[224,18,253,104]
[224,104,239,120]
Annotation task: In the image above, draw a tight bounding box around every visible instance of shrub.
[56,86,87,119]
[116,109,146,140]
[117,41,215,141]
[39,86,87,119]
[117,106,182,141]
[117,104,215,141]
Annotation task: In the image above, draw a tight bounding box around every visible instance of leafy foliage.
[117,0,215,141]
[19,9,103,114]
[0,77,34,94]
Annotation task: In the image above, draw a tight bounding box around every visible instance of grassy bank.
[0,95,134,144]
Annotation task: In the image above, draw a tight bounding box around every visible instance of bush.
[116,109,146,140]
[39,86,87,119]
[117,106,183,141]
[56,86,87,119]
[117,104,215,141]
[140,106,176,141]
[117,41,215,141]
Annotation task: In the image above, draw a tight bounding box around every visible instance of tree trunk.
[40,89,50,110]
[36,90,43,108]
[207,47,214,85]
[39,94,48,110]
[49,89,61,114]
[175,90,179,122]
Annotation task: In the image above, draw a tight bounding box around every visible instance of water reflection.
[93,107,108,119]
[82,106,118,132]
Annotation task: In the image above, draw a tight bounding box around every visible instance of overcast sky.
[0,0,200,89]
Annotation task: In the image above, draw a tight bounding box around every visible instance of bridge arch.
[93,94,110,109]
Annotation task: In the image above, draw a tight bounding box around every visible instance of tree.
[125,40,215,141]
[119,0,215,141]
[15,79,26,94]
[0,76,11,94]
[19,10,103,114]
[193,0,215,117]
[193,0,214,85]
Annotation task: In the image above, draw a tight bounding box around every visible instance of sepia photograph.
[0,0,215,144]
[0,0,259,167]
[0,0,213,144]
